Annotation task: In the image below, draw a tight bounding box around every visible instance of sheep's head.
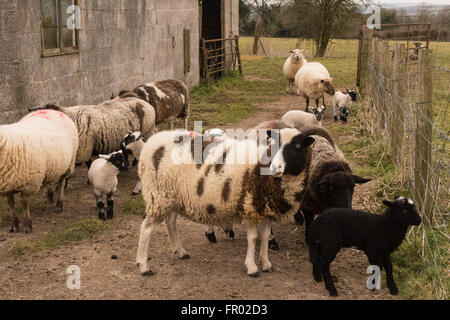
[317,170,371,208]
[383,197,421,226]
[339,106,349,123]
[289,49,305,64]
[347,88,357,102]
[99,150,129,171]
[308,105,326,121]
[270,126,335,177]
[320,78,335,96]
[121,131,143,153]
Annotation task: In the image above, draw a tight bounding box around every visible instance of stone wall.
[0,0,202,124]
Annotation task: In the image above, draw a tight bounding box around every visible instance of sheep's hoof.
[388,286,399,295]
[313,274,322,282]
[334,116,338,122]
[9,226,19,233]
[132,191,140,196]
[329,290,339,297]
[224,229,235,239]
[180,253,190,260]
[262,266,274,273]
[142,270,154,276]
[332,275,339,283]
[248,272,260,278]
[205,232,217,243]
[142,213,147,219]
[268,239,279,251]
[56,200,63,213]
[98,212,106,221]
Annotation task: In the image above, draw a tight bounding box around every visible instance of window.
[41,0,79,56]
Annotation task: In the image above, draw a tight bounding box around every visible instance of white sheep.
[283,49,308,94]
[333,89,357,123]
[295,62,335,111]
[0,109,78,233]
[118,79,189,130]
[135,127,335,277]
[88,150,129,220]
[281,107,325,129]
[29,97,156,167]
[120,131,145,195]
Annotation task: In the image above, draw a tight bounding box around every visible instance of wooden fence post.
[235,35,243,77]
[415,49,433,221]
[392,44,406,165]
[380,40,390,131]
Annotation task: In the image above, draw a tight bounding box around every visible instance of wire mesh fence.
[360,37,449,299]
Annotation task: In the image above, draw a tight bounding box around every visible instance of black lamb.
[308,197,421,297]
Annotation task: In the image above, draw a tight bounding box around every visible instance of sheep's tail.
[300,126,335,149]
[27,104,64,113]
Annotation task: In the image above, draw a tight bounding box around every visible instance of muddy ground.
[0,90,392,300]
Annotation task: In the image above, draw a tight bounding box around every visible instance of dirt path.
[0,85,392,300]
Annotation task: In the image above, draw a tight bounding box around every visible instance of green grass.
[7,218,108,256]
[123,194,146,216]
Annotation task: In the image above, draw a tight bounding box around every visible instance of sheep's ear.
[382,200,395,208]
[290,50,294,53]
[308,106,315,112]
[353,175,371,184]
[302,136,315,147]
[99,154,110,160]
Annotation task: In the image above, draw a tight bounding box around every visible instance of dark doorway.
[201,0,222,40]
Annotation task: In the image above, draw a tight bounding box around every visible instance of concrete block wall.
[0,0,201,124]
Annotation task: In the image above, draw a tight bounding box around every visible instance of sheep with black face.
[309,197,421,296]
[120,131,145,195]
[333,89,357,123]
[136,126,335,277]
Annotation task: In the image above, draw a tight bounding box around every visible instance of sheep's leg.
[170,121,174,131]
[20,192,32,233]
[106,192,115,219]
[95,193,106,221]
[268,229,279,251]
[319,246,339,296]
[315,98,320,108]
[136,215,164,275]
[6,193,19,233]
[222,222,235,239]
[304,97,310,112]
[303,208,315,245]
[46,187,55,203]
[132,177,141,195]
[204,225,217,243]
[244,223,259,277]
[381,255,398,295]
[294,209,304,225]
[56,176,67,213]
[259,219,274,272]
[166,211,189,259]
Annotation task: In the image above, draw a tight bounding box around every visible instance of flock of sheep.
[0,51,421,297]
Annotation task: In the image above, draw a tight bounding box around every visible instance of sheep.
[88,150,129,220]
[135,126,335,276]
[283,49,308,94]
[298,134,371,244]
[0,109,78,233]
[29,97,156,167]
[308,197,421,296]
[333,89,357,123]
[120,131,145,195]
[295,62,335,112]
[281,108,325,129]
[117,79,189,130]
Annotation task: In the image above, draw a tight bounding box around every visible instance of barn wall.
[0,0,200,124]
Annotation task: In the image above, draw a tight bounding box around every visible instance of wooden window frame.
[40,0,80,57]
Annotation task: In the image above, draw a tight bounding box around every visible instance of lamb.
[283,49,308,93]
[0,109,78,233]
[333,89,357,123]
[281,108,325,129]
[295,62,335,111]
[29,97,156,167]
[136,126,335,276]
[309,197,421,296]
[120,131,145,195]
[117,79,189,129]
[88,150,129,220]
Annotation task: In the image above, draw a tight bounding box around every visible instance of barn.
[0,0,239,124]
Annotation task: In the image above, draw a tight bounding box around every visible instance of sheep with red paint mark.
[0,110,78,233]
